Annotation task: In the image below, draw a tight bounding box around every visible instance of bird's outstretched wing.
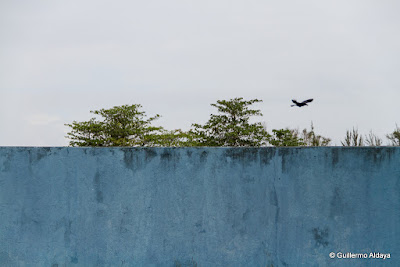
[292,100,298,104]
[303,99,313,103]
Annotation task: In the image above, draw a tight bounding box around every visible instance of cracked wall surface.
[0,147,399,266]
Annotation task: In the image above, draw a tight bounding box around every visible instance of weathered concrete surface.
[0,147,399,266]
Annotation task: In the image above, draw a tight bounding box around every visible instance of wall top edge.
[0,146,398,149]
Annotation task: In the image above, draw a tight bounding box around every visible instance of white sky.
[1,0,399,146]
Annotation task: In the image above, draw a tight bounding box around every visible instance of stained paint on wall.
[0,147,399,266]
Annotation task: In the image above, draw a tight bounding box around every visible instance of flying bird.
[291,99,313,107]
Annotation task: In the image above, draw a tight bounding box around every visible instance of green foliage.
[189,97,269,147]
[65,101,396,148]
[65,104,161,147]
[341,128,364,146]
[386,125,400,146]
[300,122,331,146]
[365,131,383,146]
[267,123,331,147]
[268,129,305,147]
[149,129,197,147]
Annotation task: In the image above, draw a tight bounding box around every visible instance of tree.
[341,128,364,146]
[65,104,162,147]
[148,129,197,147]
[267,123,330,147]
[190,97,269,147]
[365,131,383,146]
[386,125,400,146]
[268,129,305,147]
[300,122,331,146]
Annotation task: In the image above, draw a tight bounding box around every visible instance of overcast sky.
[1,0,399,146]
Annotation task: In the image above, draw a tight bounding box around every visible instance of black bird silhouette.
[291,99,313,107]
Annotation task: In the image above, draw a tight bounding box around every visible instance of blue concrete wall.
[0,147,399,266]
